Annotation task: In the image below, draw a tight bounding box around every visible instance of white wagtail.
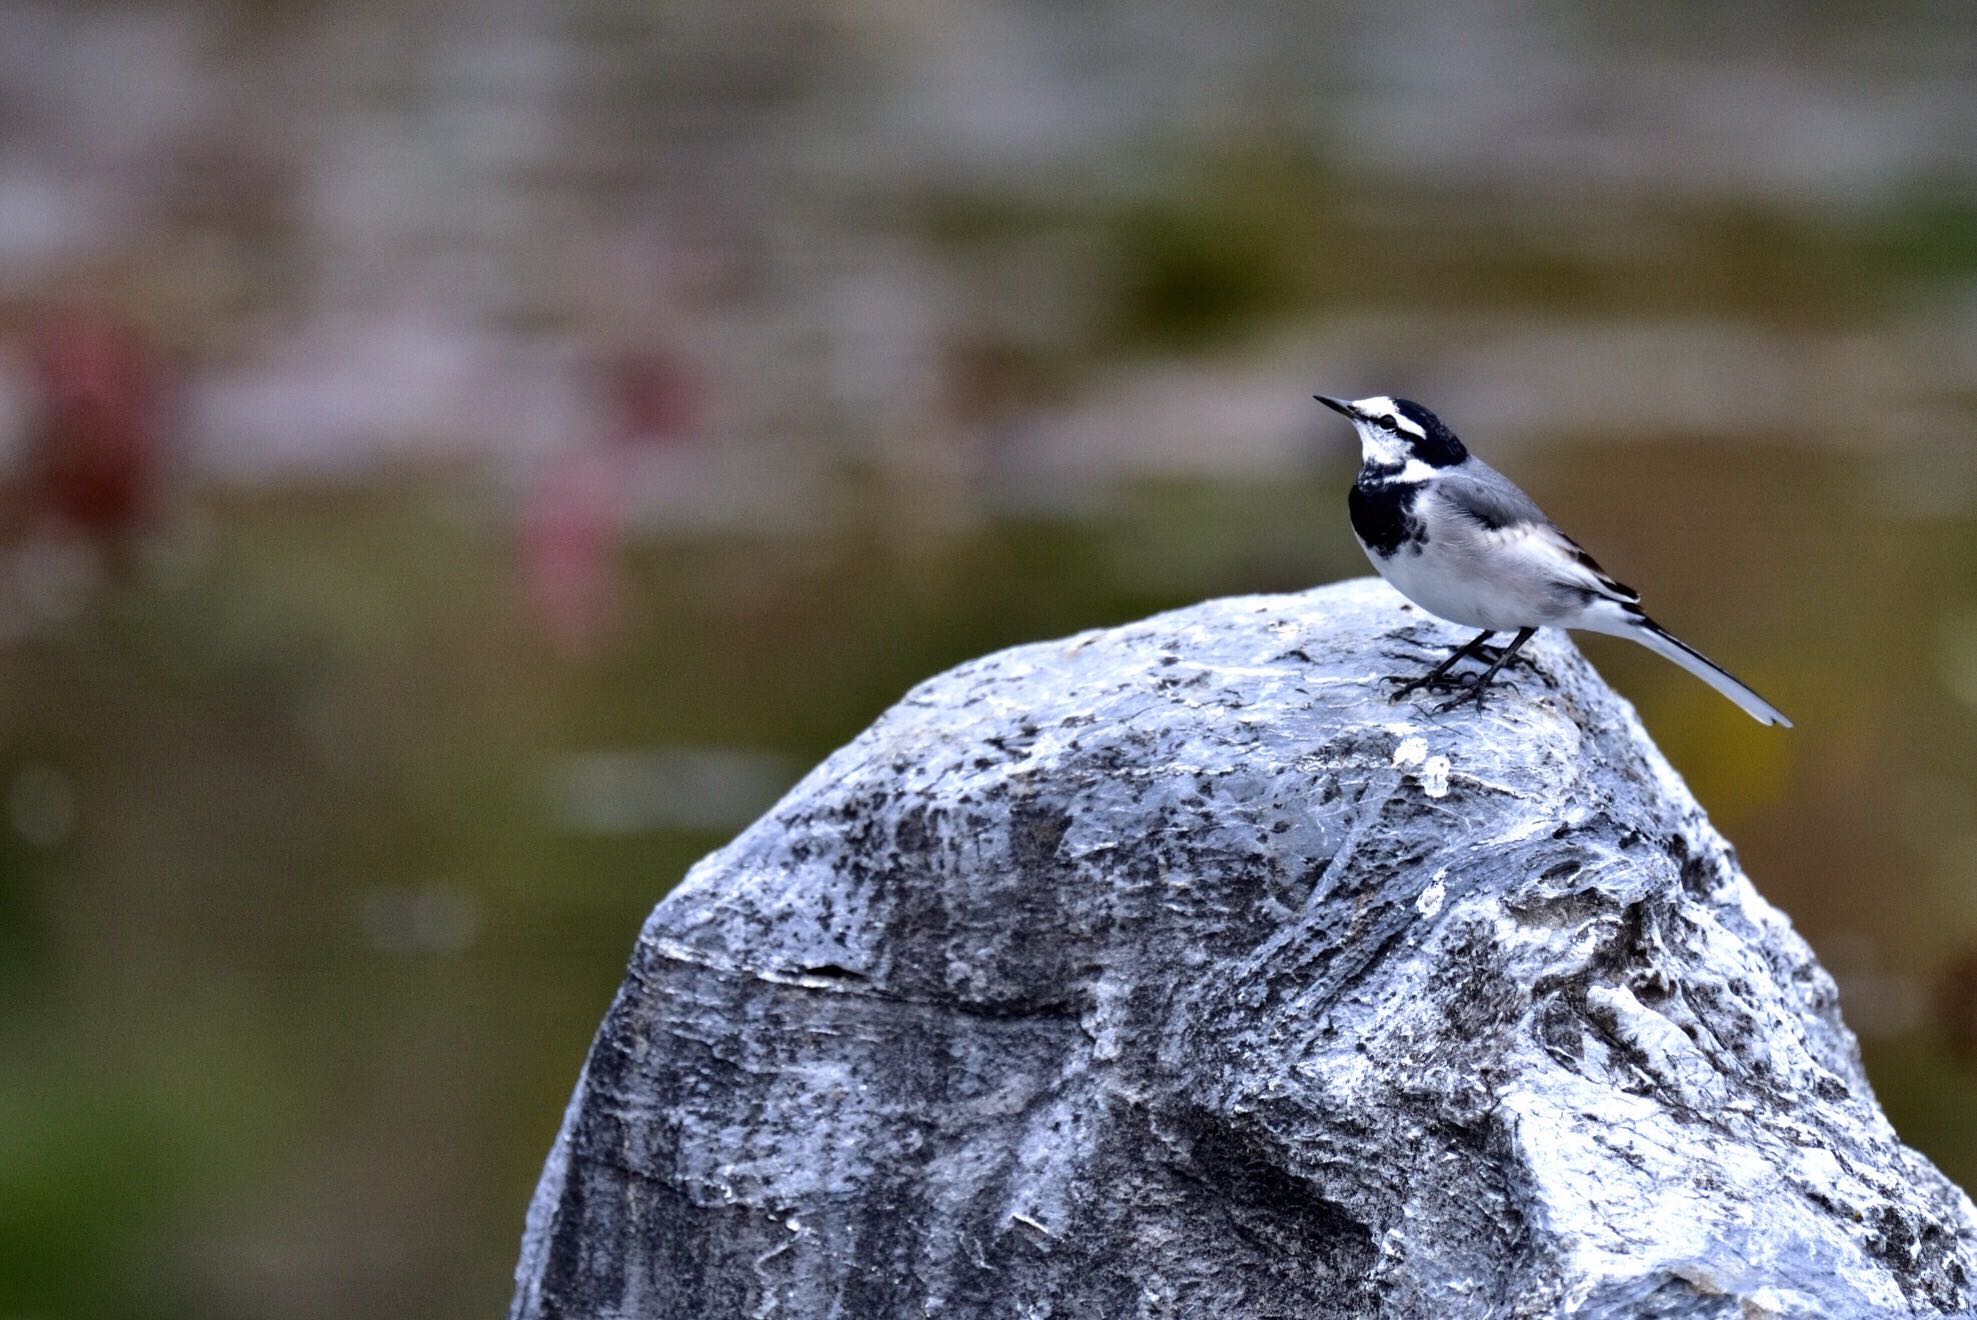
[1315,394,1791,727]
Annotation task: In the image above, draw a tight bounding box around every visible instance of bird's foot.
[1381,649,1530,701]
[1384,671,1472,701]
[1433,680,1512,715]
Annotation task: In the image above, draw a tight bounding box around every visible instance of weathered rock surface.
[512,578,1977,1319]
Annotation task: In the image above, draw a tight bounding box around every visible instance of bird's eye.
[1378,416,1401,433]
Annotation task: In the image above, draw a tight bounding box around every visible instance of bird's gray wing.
[1434,462,1549,532]
[1438,462,1641,604]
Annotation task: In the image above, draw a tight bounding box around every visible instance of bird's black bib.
[1349,478,1424,558]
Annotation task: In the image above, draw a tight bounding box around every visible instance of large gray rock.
[511,579,1977,1318]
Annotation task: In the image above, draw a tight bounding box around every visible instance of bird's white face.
[1317,392,1468,473]
[1341,395,1429,467]
[1336,395,1431,466]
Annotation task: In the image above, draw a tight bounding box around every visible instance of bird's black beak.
[1313,395,1355,419]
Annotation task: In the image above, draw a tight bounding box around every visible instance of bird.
[1314,393,1791,727]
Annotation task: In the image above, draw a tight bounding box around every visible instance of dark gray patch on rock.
[511,579,1977,1319]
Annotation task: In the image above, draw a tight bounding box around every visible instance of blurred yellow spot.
[1938,608,1977,710]
[1677,700,1796,821]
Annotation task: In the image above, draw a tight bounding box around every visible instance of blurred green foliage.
[914,149,1977,367]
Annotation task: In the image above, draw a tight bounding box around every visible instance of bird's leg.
[1387,630,1497,701]
[1437,627,1537,713]
[1468,639,1542,672]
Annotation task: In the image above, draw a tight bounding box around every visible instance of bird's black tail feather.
[1615,612,1792,728]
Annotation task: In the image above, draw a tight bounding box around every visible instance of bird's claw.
[1383,669,1519,713]
[1433,679,1519,715]
[1385,671,1474,701]
[1434,688,1488,715]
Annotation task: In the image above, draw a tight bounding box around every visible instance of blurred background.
[0,0,1972,1315]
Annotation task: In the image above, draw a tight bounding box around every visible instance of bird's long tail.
[1581,607,1792,727]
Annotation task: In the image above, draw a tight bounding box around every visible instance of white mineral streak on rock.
[1419,754,1452,797]
[1391,735,1453,798]
[513,578,1977,1319]
[1417,868,1449,918]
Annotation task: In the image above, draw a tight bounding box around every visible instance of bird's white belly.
[1361,534,1560,632]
